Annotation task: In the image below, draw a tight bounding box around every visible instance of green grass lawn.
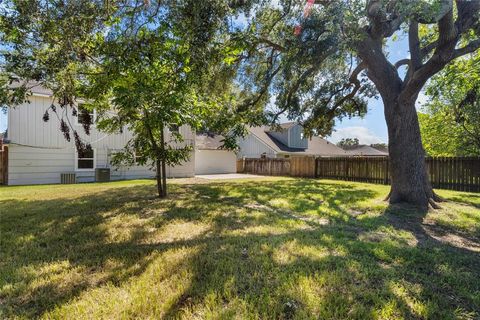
[1,177,479,319]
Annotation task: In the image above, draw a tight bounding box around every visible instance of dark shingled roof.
[248,126,348,156]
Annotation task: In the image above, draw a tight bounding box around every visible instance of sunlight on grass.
[1,178,479,319]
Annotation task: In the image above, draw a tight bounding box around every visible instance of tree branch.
[329,61,366,110]
[436,9,456,49]
[272,48,336,121]
[455,0,480,33]
[421,41,438,57]
[453,39,480,59]
[408,22,422,70]
[402,8,459,99]
[394,59,410,69]
[258,37,286,52]
[354,34,403,100]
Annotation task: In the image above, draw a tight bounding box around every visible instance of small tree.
[85,29,204,198]
[0,1,239,197]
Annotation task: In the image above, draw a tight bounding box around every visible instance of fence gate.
[0,145,8,185]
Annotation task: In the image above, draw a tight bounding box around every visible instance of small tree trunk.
[160,124,167,198]
[155,159,163,198]
[161,160,167,197]
[384,97,435,210]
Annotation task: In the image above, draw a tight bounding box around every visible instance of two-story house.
[1,86,199,185]
[237,123,348,158]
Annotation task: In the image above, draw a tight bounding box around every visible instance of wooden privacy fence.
[316,156,390,184]
[237,157,316,177]
[238,156,480,192]
[0,145,8,185]
[239,158,290,176]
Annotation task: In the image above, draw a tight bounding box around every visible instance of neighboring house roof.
[304,137,349,156]
[247,126,347,156]
[344,145,388,156]
[279,122,296,129]
[371,145,389,153]
[247,126,284,154]
[10,80,54,96]
[196,134,226,150]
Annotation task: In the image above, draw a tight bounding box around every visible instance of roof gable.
[247,125,347,156]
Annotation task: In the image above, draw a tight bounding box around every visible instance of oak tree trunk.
[384,97,435,210]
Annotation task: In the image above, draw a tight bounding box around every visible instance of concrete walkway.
[195,173,265,180]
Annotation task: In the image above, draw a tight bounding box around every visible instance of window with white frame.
[76,104,96,126]
[134,152,143,165]
[76,147,96,170]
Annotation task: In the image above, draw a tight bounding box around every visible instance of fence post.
[0,145,8,185]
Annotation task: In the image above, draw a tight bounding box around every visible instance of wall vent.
[61,173,76,184]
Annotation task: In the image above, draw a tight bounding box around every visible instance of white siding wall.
[237,134,277,159]
[7,95,195,185]
[195,150,236,174]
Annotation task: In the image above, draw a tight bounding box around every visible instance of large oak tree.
[234,0,480,210]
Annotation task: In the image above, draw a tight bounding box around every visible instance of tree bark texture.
[384,97,434,210]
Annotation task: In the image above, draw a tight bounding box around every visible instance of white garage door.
[195,150,237,175]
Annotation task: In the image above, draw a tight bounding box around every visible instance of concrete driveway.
[195,173,265,180]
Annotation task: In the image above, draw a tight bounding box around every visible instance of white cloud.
[327,126,385,145]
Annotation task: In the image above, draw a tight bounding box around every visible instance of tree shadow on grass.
[382,202,480,253]
[445,193,480,209]
[157,181,480,318]
[0,183,169,318]
[1,179,479,318]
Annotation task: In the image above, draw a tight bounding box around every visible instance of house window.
[76,147,96,171]
[134,151,143,165]
[76,104,95,126]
